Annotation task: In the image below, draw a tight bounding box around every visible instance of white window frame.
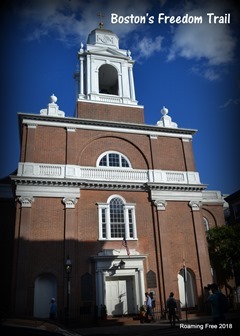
[96,151,132,168]
[203,217,209,232]
[97,195,137,240]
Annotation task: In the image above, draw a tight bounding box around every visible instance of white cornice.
[77,97,142,108]
[21,117,194,139]
[151,190,204,202]
[15,185,80,198]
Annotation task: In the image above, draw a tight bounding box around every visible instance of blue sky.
[1,0,239,195]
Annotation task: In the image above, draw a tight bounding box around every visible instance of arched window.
[178,268,196,308]
[97,195,137,240]
[99,64,118,95]
[97,151,131,168]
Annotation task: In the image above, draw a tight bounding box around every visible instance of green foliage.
[207,224,240,285]
[207,225,240,282]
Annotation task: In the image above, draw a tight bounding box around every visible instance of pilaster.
[181,138,196,171]
[62,197,78,319]
[66,127,76,165]
[153,199,168,306]
[25,124,36,162]
[14,196,34,314]
[189,200,213,307]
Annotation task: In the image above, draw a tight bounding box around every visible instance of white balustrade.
[17,162,201,185]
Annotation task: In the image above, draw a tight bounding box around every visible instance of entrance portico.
[93,249,146,316]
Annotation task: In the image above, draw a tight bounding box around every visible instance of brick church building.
[1,26,226,322]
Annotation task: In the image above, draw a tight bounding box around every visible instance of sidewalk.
[72,310,240,335]
[1,311,239,336]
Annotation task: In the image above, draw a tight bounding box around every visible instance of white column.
[139,268,145,305]
[86,55,91,96]
[118,73,123,98]
[79,57,84,97]
[128,65,135,100]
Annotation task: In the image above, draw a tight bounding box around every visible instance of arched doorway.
[34,274,57,318]
[99,64,118,95]
[178,268,196,308]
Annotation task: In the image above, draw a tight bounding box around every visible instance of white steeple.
[75,28,138,106]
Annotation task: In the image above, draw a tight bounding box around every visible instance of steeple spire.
[97,12,104,29]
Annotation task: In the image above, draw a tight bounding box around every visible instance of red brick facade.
[6,107,226,322]
[0,27,226,322]
[76,101,145,124]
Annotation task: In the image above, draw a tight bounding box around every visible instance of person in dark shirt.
[166,292,177,327]
[49,298,57,320]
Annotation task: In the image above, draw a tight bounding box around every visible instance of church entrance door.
[34,274,57,318]
[105,276,135,316]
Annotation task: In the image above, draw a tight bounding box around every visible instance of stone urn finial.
[161,106,168,115]
[50,94,57,104]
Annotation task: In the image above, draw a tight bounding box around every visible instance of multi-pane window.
[101,208,107,238]
[98,152,131,168]
[98,195,136,240]
[110,198,125,238]
[128,209,134,237]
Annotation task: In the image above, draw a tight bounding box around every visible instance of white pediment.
[87,45,129,58]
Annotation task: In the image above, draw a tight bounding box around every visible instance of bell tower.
[75,25,144,123]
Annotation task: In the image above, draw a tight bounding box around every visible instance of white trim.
[107,194,126,203]
[17,162,201,185]
[94,252,146,315]
[203,217,209,231]
[202,190,225,205]
[15,185,80,198]
[151,190,203,202]
[97,195,137,240]
[97,151,132,168]
[22,118,193,139]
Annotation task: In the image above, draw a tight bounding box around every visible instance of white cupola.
[75,27,138,107]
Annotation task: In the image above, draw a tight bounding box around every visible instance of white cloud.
[191,65,220,81]
[133,35,164,60]
[167,11,236,66]
[18,0,153,46]
[11,0,239,75]
[170,26,235,66]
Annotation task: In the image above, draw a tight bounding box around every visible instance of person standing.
[145,292,154,322]
[149,292,156,321]
[207,283,227,324]
[166,292,177,327]
[49,298,57,320]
